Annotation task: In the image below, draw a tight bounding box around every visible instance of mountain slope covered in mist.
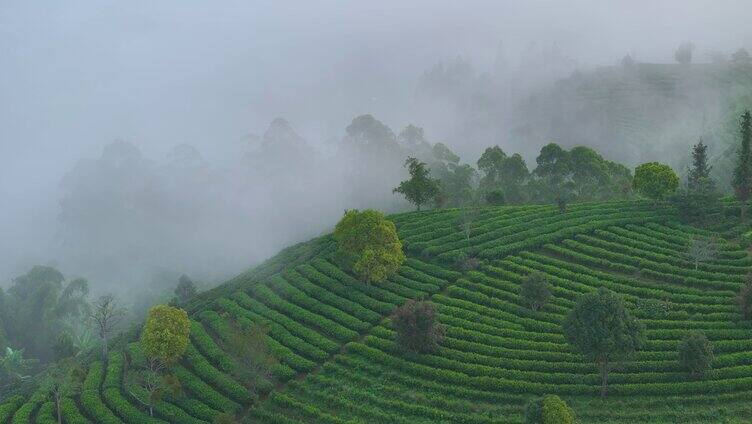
[508,61,752,183]
[4,199,752,423]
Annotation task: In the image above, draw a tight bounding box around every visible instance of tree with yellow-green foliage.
[140,305,190,370]
[633,162,679,201]
[334,209,405,284]
[524,394,575,424]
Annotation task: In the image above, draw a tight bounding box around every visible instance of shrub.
[542,395,575,424]
[524,395,574,424]
[391,300,446,353]
[678,331,714,379]
[520,272,551,311]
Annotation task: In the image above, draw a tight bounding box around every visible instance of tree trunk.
[149,406,153,417]
[56,398,62,424]
[102,334,108,360]
[600,360,609,398]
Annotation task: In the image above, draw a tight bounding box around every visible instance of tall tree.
[394,157,441,211]
[90,295,126,360]
[3,266,89,363]
[345,114,398,149]
[687,139,714,193]
[477,146,507,188]
[563,288,644,398]
[499,153,529,203]
[173,275,197,306]
[533,143,574,211]
[733,110,752,220]
[397,124,428,150]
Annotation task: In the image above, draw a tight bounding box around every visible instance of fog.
[2,1,751,299]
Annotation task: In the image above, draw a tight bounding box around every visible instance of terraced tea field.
[3,200,752,423]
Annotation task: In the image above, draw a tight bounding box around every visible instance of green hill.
[4,200,752,423]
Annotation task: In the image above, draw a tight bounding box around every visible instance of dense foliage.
[633,162,679,200]
[391,300,446,353]
[525,394,575,424]
[563,287,644,397]
[394,157,441,210]
[0,266,89,364]
[140,305,190,366]
[333,209,405,283]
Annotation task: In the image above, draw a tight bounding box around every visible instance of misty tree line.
[393,135,633,212]
[0,266,199,398]
[393,108,752,237]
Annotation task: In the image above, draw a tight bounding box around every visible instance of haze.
[1,0,750,298]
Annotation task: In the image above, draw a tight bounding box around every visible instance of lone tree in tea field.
[633,162,679,201]
[524,394,575,424]
[391,300,446,353]
[140,305,190,370]
[334,209,405,284]
[520,272,551,312]
[89,294,126,360]
[687,139,715,194]
[678,330,714,379]
[563,287,644,398]
[394,157,441,211]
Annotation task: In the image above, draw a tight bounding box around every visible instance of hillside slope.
[3,200,752,423]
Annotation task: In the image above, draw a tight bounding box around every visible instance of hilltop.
[3,200,752,423]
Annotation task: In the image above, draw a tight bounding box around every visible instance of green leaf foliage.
[633,162,679,200]
[140,305,190,365]
[394,157,441,211]
[563,287,644,397]
[333,209,405,284]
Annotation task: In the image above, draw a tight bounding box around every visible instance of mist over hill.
[2,0,752,303]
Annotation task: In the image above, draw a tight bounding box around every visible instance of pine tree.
[732,111,752,220]
[687,139,714,193]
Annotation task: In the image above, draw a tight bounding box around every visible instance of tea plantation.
[4,200,752,423]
